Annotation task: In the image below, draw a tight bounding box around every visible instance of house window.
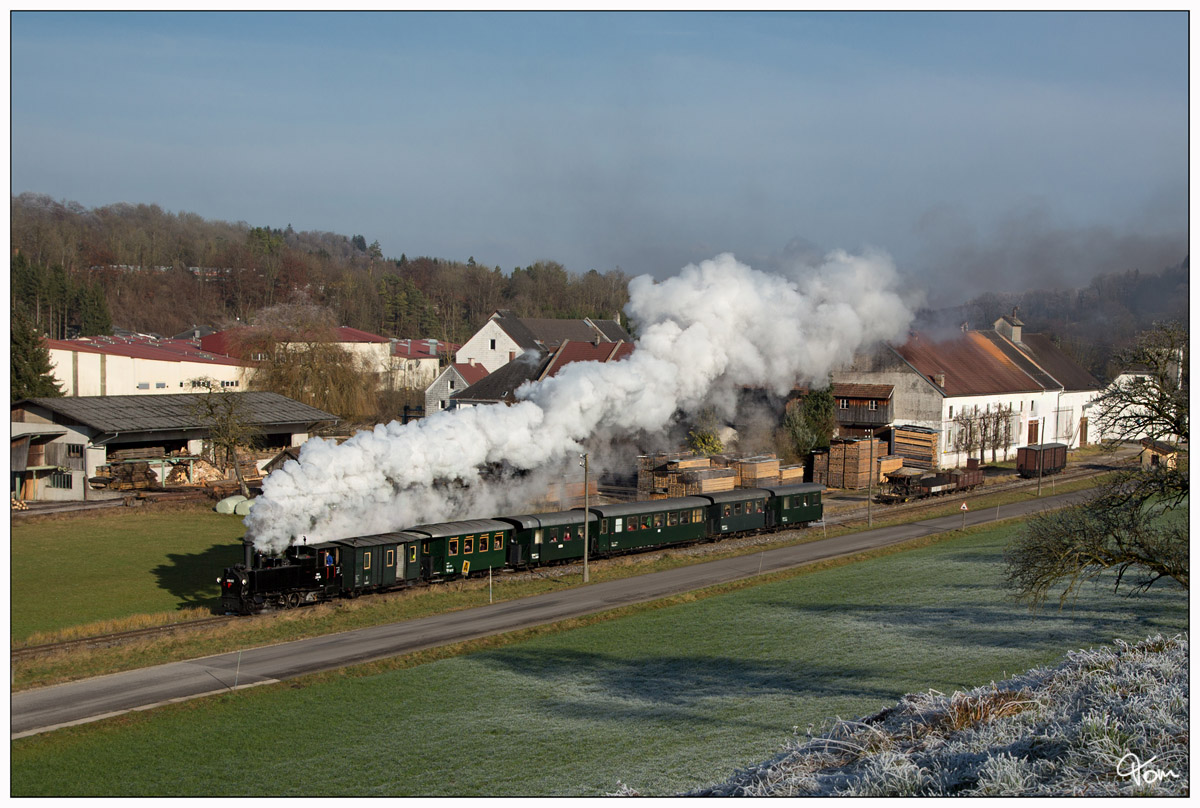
[868,400,878,411]
[449,380,455,390]
[136,383,149,390]
[67,444,84,458]
[839,399,849,409]
[156,382,166,389]
[489,339,496,350]
[49,471,73,489]
[949,406,954,418]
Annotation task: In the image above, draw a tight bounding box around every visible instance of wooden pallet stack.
[893,425,939,470]
[878,454,905,480]
[816,438,886,489]
[733,455,781,488]
[778,464,805,483]
[669,467,736,496]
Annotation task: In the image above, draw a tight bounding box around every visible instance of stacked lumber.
[107,446,165,461]
[637,451,702,497]
[11,496,29,511]
[733,455,780,488]
[878,454,905,481]
[822,438,885,489]
[778,464,805,483]
[669,468,736,496]
[893,425,939,470]
[92,461,161,491]
[811,450,830,486]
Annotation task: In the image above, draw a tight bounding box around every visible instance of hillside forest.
[10,193,1188,383]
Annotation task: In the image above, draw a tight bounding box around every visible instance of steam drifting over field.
[245,251,916,553]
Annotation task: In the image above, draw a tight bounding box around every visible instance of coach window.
[679,510,689,525]
[756,501,764,513]
[723,504,731,517]
[409,545,417,563]
[465,537,474,554]
[734,503,743,515]
[449,539,459,556]
[494,534,504,551]
[641,515,652,529]
[387,549,395,567]
[653,513,663,528]
[601,519,608,534]
[668,511,678,527]
[364,552,372,570]
[693,508,704,523]
[534,529,543,545]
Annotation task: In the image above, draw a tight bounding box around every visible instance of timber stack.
[813,437,885,489]
[892,425,939,470]
[733,454,780,488]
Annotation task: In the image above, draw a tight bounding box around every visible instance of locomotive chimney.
[243,539,254,568]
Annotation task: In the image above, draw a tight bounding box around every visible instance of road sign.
[961,502,969,511]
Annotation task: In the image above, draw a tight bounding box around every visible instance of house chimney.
[933,372,946,388]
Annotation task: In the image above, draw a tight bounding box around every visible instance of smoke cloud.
[244,251,916,553]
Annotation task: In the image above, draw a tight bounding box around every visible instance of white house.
[425,362,490,415]
[391,338,457,391]
[46,335,253,396]
[835,312,1103,469]
[456,310,630,373]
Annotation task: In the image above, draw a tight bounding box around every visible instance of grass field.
[11,505,247,641]
[11,520,1187,797]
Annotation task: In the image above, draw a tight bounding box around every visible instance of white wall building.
[46,336,253,397]
[456,310,630,373]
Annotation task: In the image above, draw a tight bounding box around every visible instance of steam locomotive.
[219,484,824,615]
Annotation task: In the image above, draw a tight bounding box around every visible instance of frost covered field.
[683,635,1188,796]
[11,523,1188,796]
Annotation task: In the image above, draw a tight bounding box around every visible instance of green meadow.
[11,520,1187,796]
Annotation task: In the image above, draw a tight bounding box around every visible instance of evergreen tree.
[11,313,64,401]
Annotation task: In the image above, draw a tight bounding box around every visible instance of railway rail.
[12,454,1127,663]
[12,616,238,661]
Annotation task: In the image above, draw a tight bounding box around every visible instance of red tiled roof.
[453,362,490,386]
[894,331,1044,397]
[394,339,460,360]
[543,340,634,378]
[46,337,249,367]
[333,326,389,343]
[831,383,893,400]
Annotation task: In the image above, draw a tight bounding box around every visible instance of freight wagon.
[876,467,985,503]
[1016,443,1068,478]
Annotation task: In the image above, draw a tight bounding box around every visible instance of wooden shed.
[1139,438,1179,471]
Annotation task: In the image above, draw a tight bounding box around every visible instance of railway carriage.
[701,489,768,535]
[761,483,823,526]
[1016,443,1068,478]
[407,519,514,580]
[589,497,709,554]
[497,510,598,567]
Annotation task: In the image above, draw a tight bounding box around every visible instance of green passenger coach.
[701,489,769,535]
[406,519,514,580]
[761,483,824,527]
[497,510,598,566]
[589,497,710,553]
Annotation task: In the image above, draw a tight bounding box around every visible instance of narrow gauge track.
[12,616,238,661]
[13,457,1124,663]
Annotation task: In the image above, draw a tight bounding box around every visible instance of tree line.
[10,193,633,342]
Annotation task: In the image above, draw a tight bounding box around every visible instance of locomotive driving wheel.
[287,592,301,609]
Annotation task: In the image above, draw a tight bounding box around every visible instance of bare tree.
[190,380,259,498]
[1093,321,1188,446]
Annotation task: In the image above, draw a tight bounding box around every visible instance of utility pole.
[580,452,589,583]
[867,428,875,527]
[1037,416,1045,497]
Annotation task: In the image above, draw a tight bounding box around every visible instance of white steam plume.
[245,251,914,553]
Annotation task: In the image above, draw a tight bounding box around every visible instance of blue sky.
[10,11,1189,304]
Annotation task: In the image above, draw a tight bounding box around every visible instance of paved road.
[12,489,1087,739]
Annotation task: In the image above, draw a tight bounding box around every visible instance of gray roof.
[451,352,547,404]
[492,310,630,351]
[14,392,338,434]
